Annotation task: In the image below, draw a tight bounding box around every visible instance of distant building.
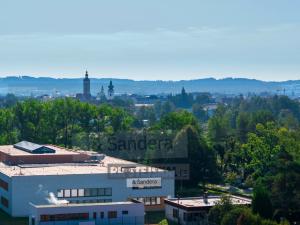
[76,71,92,101]
[29,200,144,225]
[97,85,106,101]
[107,80,114,100]
[165,195,251,225]
[83,70,91,100]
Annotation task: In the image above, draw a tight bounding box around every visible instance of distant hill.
[0,76,299,96]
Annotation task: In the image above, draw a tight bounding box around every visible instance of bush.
[158,219,168,225]
[221,207,247,225]
[252,186,273,219]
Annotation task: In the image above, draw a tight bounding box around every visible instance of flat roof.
[0,145,79,156]
[31,201,137,209]
[165,195,251,209]
[0,155,165,177]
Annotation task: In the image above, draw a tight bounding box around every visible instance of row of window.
[40,213,89,222]
[133,197,161,206]
[0,179,8,191]
[68,199,112,204]
[57,188,112,198]
[172,209,204,222]
[40,210,128,222]
[1,196,8,208]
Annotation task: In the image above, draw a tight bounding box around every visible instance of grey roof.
[13,141,56,154]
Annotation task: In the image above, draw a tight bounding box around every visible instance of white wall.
[11,171,174,217]
[29,202,144,225]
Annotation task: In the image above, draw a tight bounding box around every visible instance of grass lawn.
[0,210,28,225]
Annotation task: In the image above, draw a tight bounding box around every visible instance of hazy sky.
[0,0,299,81]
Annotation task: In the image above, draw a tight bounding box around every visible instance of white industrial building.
[0,141,174,217]
[29,200,144,225]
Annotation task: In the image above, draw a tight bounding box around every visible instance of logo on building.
[127,178,161,188]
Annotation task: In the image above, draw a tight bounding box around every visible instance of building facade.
[29,200,144,225]
[0,141,174,217]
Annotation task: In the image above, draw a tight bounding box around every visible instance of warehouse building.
[0,141,174,217]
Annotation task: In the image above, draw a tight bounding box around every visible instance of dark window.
[90,188,98,197]
[93,212,97,219]
[0,179,8,191]
[98,188,105,196]
[173,209,178,218]
[104,188,112,196]
[1,196,8,208]
[100,212,104,219]
[40,213,89,222]
[108,211,117,219]
[84,188,91,197]
[122,211,128,215]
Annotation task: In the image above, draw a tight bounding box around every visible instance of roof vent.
[13,141,56,154]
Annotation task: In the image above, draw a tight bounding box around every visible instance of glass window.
[64,189,70,198]
[157,197,161,205]
[145,197,151,205]
[78,189,84,197]
[173,209,178,218]
[122,211,128,215]
[104,188,112,196]
[108,211,117,219]
[98,188,105,196]
[100,212,104,219]
[1,197,8,208]
[151,197,156,205]
[84,189,91,197]
[90,188,98,197]
[57,189,63,198]
[71,189,78,197]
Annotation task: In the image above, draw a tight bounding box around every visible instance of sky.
[0,0,299,81]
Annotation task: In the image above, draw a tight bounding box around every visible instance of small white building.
[164,195,251,225]
[29,200,144,225]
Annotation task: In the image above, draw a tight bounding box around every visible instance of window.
[173,209,178,218]
[57,189,63,198]
[122,211,128,215]
[56,188,112,198]
[104,188,112,196]
[93,212,97,219]
[145,197,151,205]
[71,189,78,197]
[1,197,9,208]
[40,213,89,222]
[0,179,8,191]
[64,189,70,198]
[78,189,84,197]
[90,188,98,197]
[157,197,161,205]
[133,197,161,206]
[84,188,91,197]
[151,197,156,205]
[108,211,117,219]
[100,212,104,219]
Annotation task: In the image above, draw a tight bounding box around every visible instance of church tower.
[107,80,114,100]
[83,70,91,99]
